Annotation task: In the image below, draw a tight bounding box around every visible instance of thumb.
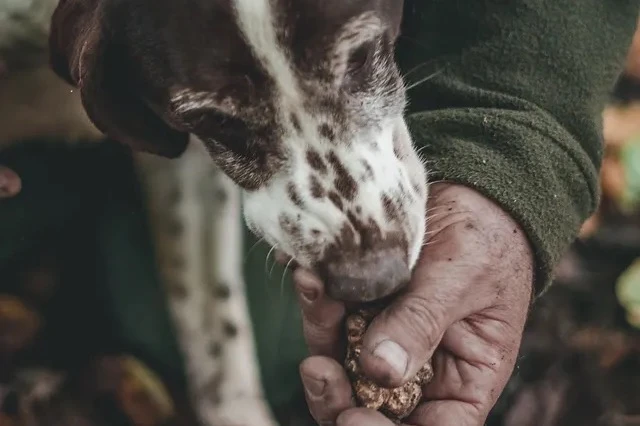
[358,215,496,388]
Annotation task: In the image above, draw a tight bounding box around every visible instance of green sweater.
[1,0,638,419]
[398,0,638,294]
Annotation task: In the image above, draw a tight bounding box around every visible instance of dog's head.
[49,0,428,302]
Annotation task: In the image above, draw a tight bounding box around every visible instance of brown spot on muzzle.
[318,123,336,141]
[306,149,328,174]
[382,194,402,222]
[287,182,304,207]
[328,191,344,210]
[310,175,325,198]
[290,113,302,133]
[326,151,358,200]
[361,160,375,181]
[279,214,303,239]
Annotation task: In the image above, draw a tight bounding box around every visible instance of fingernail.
[372,340,408,378]
[301,374,325,398]
[299,290,318,303]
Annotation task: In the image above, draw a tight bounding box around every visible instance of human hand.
[0,166,21,199]
[291,183,534,425]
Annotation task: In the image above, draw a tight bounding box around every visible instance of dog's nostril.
[320,247,410,303]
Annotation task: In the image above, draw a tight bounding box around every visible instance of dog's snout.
[320,247,410,303]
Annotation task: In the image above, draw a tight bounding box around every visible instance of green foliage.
[616,259,640,329]
[619,136,640,213]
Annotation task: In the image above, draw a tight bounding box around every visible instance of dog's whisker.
[415,145,429,156]
[245,237,265,264]
[421,237,442,247]
[425,204,452,214]
[280,258,295,299]
[424,211,452,222]
[269,257,279,279]
[402,59,438,79]
[425,208,473,222]
[426,179,450,186]
[264,245,277,275]
[405,69,444,91]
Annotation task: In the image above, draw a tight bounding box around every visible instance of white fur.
[233,0,302,104]
[331,12,385,85]
[242,116,427,269]
[231,0,428,271]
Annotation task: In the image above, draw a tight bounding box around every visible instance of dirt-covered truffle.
[345,306,434,422]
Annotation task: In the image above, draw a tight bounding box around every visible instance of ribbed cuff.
[407,108,599,296]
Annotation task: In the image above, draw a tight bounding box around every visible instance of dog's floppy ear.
[49,0,188,158]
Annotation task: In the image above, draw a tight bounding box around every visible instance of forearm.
[397,0,639,293]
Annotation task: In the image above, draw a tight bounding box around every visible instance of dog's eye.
[188,109,250,143]
[346,41,375,76]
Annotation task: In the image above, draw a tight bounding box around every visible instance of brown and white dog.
[3,0,429,424]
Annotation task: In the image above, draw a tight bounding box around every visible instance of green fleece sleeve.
[396,0,639,294]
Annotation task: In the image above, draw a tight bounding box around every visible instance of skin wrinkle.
[445,318,511,374]
[426,352,484,404]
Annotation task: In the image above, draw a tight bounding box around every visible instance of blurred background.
[1,3,640,426]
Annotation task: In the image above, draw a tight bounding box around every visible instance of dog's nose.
[320,248,410,303]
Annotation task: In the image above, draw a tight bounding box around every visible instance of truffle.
[345,306,434,422]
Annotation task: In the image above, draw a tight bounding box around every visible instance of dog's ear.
[49,0,188,158]
[379,0,404,41]
[324,0,404,88]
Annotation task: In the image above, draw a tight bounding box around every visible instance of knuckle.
[304,303,344,332]
[396,294,447,349]
[302,318,335,345]
[302,306,344,356]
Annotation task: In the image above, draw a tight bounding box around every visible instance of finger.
[274,250,290,265]
[408,317,523,426]
[408,400,481,426]
[359,211,512,387]
[293,268,346,359]
[0,167,21,199]
[300,356,355,425]
[335,408,395,426]
[420,316,523,413]
[274,250,299,270]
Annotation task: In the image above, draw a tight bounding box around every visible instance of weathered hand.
[0,166,21,199]
[293,183,534,425]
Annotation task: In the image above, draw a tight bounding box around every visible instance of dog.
[3,0,430,424]
[49,0,428,301]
